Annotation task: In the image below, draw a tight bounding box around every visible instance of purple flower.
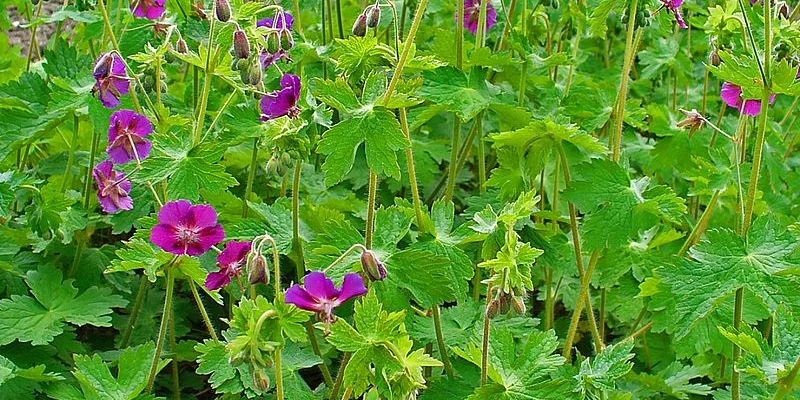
[93,160,133,214]
[106,109,153,164]
[92,53,130,108]
[150,200,225,256]
[458,0,497,35]
[131,0,166,20]
[720,82,775,116]
[285,271,367,323]
[655,0,687,29]
[204,241,252,290]
[257,12,294,30]
[260,74,301,121]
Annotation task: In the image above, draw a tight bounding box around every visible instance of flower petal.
[302,271,338,301]
[285,285,320,311]
[157,200,194,225]
[150,224,183,254]
[204,270,232,290]
[720,82,743,109]
[191,225,225,256]
[188,203,220,228]
[337,273,368,304]
[218,240,252,267]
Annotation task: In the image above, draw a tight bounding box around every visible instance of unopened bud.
[360,249,387,281]
[777,2,790,19]
[266,156,284,176]
[280,29,294,51]
[352,13,367,37]
[176,38,188,54]
[708,48,721,67]
[252,368,270,391]
[233,29,251,59]
[511,295,526,315]
[486,299,500,319]
[498,294,511,315]
[215,0,231,22]
[248,253,270,285]
[365,5,381,28]
[248,62,262,85]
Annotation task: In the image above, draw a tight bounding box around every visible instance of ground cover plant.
[0,0,799,398]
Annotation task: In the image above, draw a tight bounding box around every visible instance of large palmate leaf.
[659,217,800,339]
[419,66,492,122]
[0,265,127,346]
[70,342,166,400]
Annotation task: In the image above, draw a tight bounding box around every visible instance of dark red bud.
[360,249,387,281]
[248,254,270,285]
[511,295,526,315]
[352,13,367,37]
[486,299,500,319]
[233,29,251,59]
[215,0,231,22]
[366,5,381,28]
[176,38,188,54]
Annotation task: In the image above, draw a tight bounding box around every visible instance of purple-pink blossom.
[107,109,153,164]
[260,74,301,121]
[93,160,133,214]
[720,82,775,116]
[92,53,130,108]
[150,200,225,256]
[131,0,166,20]
[655,0,687,29]
[285,271,367,323]
[458,0,497,35]
[204,241,252,290]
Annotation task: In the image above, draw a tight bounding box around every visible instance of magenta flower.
[285,271,367,323]
[92,53,130,108]
[92,160,133,214]
[260,74,301,121]
[150,200,225,256]
[107,109,153,164]
[654,0,687,29]
[458,0,497,35]
[204,241,252,290]
[257,12,294,69]
[720,82,775,116]
[131,0,166,20]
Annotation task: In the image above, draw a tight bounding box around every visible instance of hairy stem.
[146,264,175,392]
[243,138,259,218]
[611,0,641,162]
[61,115,79,193]
[329,352,351,400]
[292,160,305,280]
[306,322,334,388]
[120,275,149,348]
[432,305,455,378]
[189,280,219,342]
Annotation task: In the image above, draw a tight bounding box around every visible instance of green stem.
[120,274,149,348]
[83,125,101,210]
[476,114,486,194]
[774,356,800,400]
[563,250,601,358]
[456,0,464,68]
[544,267,554,330]
[731,287,744,400]
[275,345,284,400]
[243,138,259,217]
[677,190,722,256]
[444,118,462,202]
[306,322,334,388]
[189,280,219,342]
[292,160,305,280]
[382,0,430,106]
[432,305,455,378]
[155,56,162,106]
[329,352,351,400]
[192,4,218,146]
[169,298,180,400]
[61,115,79,193]
[365,172,378,249]
[25,1,43,71]
[563,29,581,97]
[334,0,344,38]
[146,264,176,392]
[611,0,641,162]
[780,96,798,129]
[480,284,492,385]
[398,108,425,228]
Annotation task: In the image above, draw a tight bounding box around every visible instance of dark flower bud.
[708,48,721,66]
[252,368,270,391]
[360,249,387,281]
[248,61,262,85]
[279,29,294,51]
[233,29,251,59]
[498,294,511,315]
[511,295,526,315]
[266,31,281,54]
[352,13,367,37]
[266,155,283,176]
[215,0,231,22]
[248,253,270,285]
[365,5,381,28]
[777,2,790,19]
[486,299,500,319]
[176,38,188,54]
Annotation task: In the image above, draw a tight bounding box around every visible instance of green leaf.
[317,107,408,185]
[72,342,166,400]
[574,340,635,398]
[588,0,623,38]
[563,158,687,251]
[385,247,458,308]
[419,66,492,121]
[0,265,127,346]
[456,327,569,400]
[659,217,800,339]
[709,52,764,99]
[106,238,172,283]
[330,36,394,84]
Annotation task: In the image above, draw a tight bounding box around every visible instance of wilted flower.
[205,241,252,290]
[653,0,687,29]
[720,82,775,116]
[150,200,225,256]
[92,53,130,108]
[131,0,166,20]
[677,108,705,137]
[260,74,301,121]
[459,0,497,35]
[257,12,294,69]
[92,160,133,214]
[360,249,387,281]
[285,271,367,324]
[106,109,153,164]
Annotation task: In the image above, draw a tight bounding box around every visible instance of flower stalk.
[146,261,176,392]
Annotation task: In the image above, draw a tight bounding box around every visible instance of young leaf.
[71,342,166,400]
[574,340,635,398]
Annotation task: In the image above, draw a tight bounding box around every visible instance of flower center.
[176,227,201,245]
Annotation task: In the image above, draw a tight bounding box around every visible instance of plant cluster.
[0,0,799,398]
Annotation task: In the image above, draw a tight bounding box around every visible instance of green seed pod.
[142,74,155,92]
[252,368,270,391]
[280,29,294,51]
[266,31,281,54]
[266,155,282,176]
[248,62,262,86]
